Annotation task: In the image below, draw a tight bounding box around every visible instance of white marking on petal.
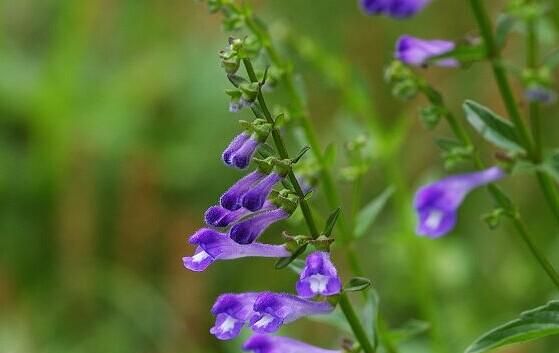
[192,250,210,263]
[425,210,444,229]
[308,274,329,294]
[219,315,238,334]
[253,314,274,329]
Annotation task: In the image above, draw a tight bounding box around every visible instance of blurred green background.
[1,0,559,352]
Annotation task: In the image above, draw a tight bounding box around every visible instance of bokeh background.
[2,1,559,352]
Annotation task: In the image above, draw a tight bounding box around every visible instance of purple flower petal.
[222,132,251,166]
[249,292,334,333]
[210,292,262,340]
[220,170,266,210]
[230,136,261,169]
[396,35,458,67]
[296,251,342,298]
[361,0,431,18]
[242,172,283,211]
[229,208,290,244]
[414,166,506,238]
[182,247,214,272]
[243,334,342,353]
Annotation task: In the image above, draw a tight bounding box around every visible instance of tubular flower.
[243,334,342,353]
[222,131,251,166]
[204,202,273,228]
[183,228,290,272]
[220,170,266,210]
[210,292,261,340]
[229,207,290,244]
[228,135,261,169]
[242,172,284,212]
[396,35,458,67]
[296,251,342,298]
[360,0,431,19]
[249,292,334,333]
[414,166,506,238]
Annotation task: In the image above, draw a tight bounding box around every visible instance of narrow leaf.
[463,100,525,152]
[344,277,372,292]
[323,207,341,237]
[355,187,395,238]
[541,149,559,183]
[324,143,337,167]
[466,300,559,353]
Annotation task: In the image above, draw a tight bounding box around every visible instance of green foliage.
[466,301,559,353]
[354,187,394,238]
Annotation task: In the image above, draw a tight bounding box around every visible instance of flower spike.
[249,292,334,333]
[296,251,342,298]
[414,166,506,238]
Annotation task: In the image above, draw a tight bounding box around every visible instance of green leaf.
[389,319,431,344]
[287,259,306,275]
[463,100,525,153]
[354,187,395,238]
[495,14,517,48]
[465,300,559,353]
[323,207,341,237]
[362,290,380,342]
[541,150,559,183]
[344,277,372,292]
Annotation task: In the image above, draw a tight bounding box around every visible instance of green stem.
[242,58,376,352]
[339,293,376,353]
[526,11,542,160]
[469,0,559,225]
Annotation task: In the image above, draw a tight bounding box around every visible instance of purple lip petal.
[296,251,342,298]
[182,247,215,272]
[210,292,262,340]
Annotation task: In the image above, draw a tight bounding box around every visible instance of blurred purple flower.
[296,251,342,298]
[360,0,431,18]
[229,207,290,244]
[210,292,261,340]
[414,166,505,238]
[183,228,290,272]
[396,35,458,67]
[242,172,284,211]
[220,170,266,210]
[249,292,334,333]
[524,85,557,105]
[243,334,342,353]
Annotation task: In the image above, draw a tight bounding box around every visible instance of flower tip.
[182,249,214,272]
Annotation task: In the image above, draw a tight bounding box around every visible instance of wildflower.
[243,334,342,353]
[210,292,261,340]
[360,0,431,19]
[220,170,267,210]
[222,131,251,166]
[229,207,290,244]
[296,251,342,298]
[183,228,290,272]
[242,171,285,211]
[524,84,557,105]
[249,292,334,333]
[414,166,505,238]
[396,35,458,67]
[227,134,262,169]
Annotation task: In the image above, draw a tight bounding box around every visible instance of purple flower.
[360,0,431,19]
[414,166,506,238]
[205,205,253,227]
[183,228,290,272]
[296,251,342,298]
[222,131,251,166]
[249,292,334,333]
[242,172,284,211]
[243,334,342,353]
[221,170,266,210]
[229,207,290,244]
[210,292,261,340]
[524,85,557,105]
[396,35,458,67]
[227,134,261,169]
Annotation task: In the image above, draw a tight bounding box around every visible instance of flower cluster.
[183,73,344,351]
